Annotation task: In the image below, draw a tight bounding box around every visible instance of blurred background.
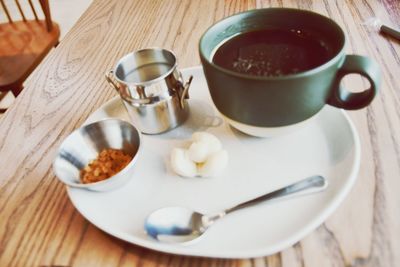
[0,0,92,114]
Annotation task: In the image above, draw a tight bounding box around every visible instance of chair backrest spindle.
[14,0,27,22]
[0,0,52,31]
[28,0,39,20]
[38,0,52,31]
[0,0,13,23]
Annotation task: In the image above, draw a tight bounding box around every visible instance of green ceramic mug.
[199,8,381,137]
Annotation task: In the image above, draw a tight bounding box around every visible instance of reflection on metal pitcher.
[106,48,193,134]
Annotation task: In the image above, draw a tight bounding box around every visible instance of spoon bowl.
[145,175,327,243]
[145,207,205,243]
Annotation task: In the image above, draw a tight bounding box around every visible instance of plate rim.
[67,65,361,259]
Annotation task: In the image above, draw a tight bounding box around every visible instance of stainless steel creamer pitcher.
[106,48,192,134]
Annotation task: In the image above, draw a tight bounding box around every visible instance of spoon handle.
[225,175,327,215]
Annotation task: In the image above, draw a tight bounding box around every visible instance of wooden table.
[1,0,399,266]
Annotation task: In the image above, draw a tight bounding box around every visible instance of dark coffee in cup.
[199,8,381,137]
[212,28,334,77]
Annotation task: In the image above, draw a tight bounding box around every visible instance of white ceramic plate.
[67,66,360,258]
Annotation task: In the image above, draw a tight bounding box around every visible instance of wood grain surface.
[0,0,399,266]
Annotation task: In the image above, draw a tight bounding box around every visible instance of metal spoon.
[145,175,327,243]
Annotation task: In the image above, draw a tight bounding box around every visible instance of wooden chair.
[0,0,60,110]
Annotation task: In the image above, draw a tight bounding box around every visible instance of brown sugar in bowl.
[53,119,141,191]
[80,148,133,184]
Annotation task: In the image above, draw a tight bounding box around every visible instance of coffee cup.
[199,8,381,137]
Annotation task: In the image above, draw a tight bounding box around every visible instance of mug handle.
[105,70,150,105]
[327,55,381,110]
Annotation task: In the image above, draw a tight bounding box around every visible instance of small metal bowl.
[53,119,141,191]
